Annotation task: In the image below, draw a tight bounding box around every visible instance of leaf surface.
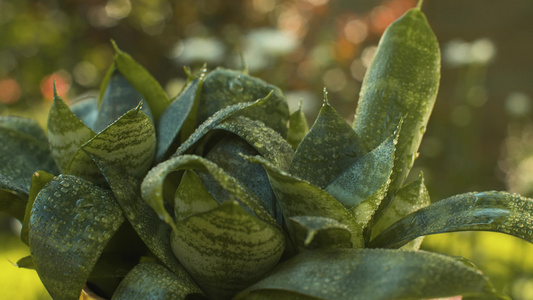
[171,200,285,299]
[370,191,533,249]
[29,175,124,300]
[287,101,309,151]
[112,263,203,300]
[235,248,505,300]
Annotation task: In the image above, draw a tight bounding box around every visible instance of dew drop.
[229,77,244,94]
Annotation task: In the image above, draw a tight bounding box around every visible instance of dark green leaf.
[290,99,363,189]
[29,175,125,300]
[197,68,289,137]
[325,130,396,209]
[247,155,364,248]
[80,103,156,181]
[287,101,309,151]
[172,95,271,158]
[198,135,281,222]
[47,91,96,174]
[371,172,430,250]
[289,216,352,251]
[0,189,25,221]
[21,170,55,245]
[370,191,533,249]
[111,41,170,120]
[236,248,506,300]
[352,8,440,196]
[85,153,193,282]
[112,263,204,300]
[16,255,34,269]
[155,77,203,162]
[93,70,153,133]
[171,200,285,299]
[142,154,277,228]
[0,118,58,195]
[70,96,99,132]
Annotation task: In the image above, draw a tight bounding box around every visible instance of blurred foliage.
[2,0,533,299]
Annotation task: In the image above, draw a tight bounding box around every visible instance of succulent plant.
[1,4,530,300]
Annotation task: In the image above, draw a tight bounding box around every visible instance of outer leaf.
[93,70,153,133]
[0,117,58,195]
[371,172,430,250]
[85,153,192,282]
[289,216,352,251]
[141,155,277,228]
[21,170,55,245]
[29,175,125,300]
[197,68,289,137]
[111,41,170,120]
[171,200,285,300]
[0,189,25,221]
[352,8,440,198]
[48,92,96,174]
[247,155,364,248]
[80,103,156,181]
[155,77,203,162]
[370,191,533,249]
[326,131,396,209]
[290,100,363,189]
[235,248,505,300]
[287,101,310,151]
[112,263,204,300]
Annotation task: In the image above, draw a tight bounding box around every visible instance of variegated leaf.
[29,175,125,300]
[370,191,533,249]
[174,169,218,222]
[197,68,289,137]
[171,200,285,300]
[287,101,310,151]
[112,263,204,300]
[290,98,363,189]
[289,216,352,251]
[235,248,505,300]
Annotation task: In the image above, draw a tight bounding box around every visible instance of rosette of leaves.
[2,2,533,300]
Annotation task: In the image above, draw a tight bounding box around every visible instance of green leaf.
[47,91,96,174]
[325,130,396,209]
[93,70,153,133]
[197,68,289,137]
[287,101,310,151]
[141,154,277,228]
[198,135,282,222]
[85,153,193,282]
[174,170,218,222]
[111,41,170,120]
[290,98,363,189]
[247,155,364,248]
[289,216,352,251]
[29,174,125,300]
[70,96,99,131]
[112,263,204,300]
[214,116,294,172]
[16,255,34,269]
[0,116,58,195]
[171,200,285,299]
[0,189,26,221]
[235,248,506,300]
[370,191,533,249]
[155,77,204,162]
[21,170,55,245]
[172,95,272,158]
[352,8,440,196]
[371,172,430,250]
[80,103,156,181]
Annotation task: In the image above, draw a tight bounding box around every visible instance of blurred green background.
[2,0,533,299]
